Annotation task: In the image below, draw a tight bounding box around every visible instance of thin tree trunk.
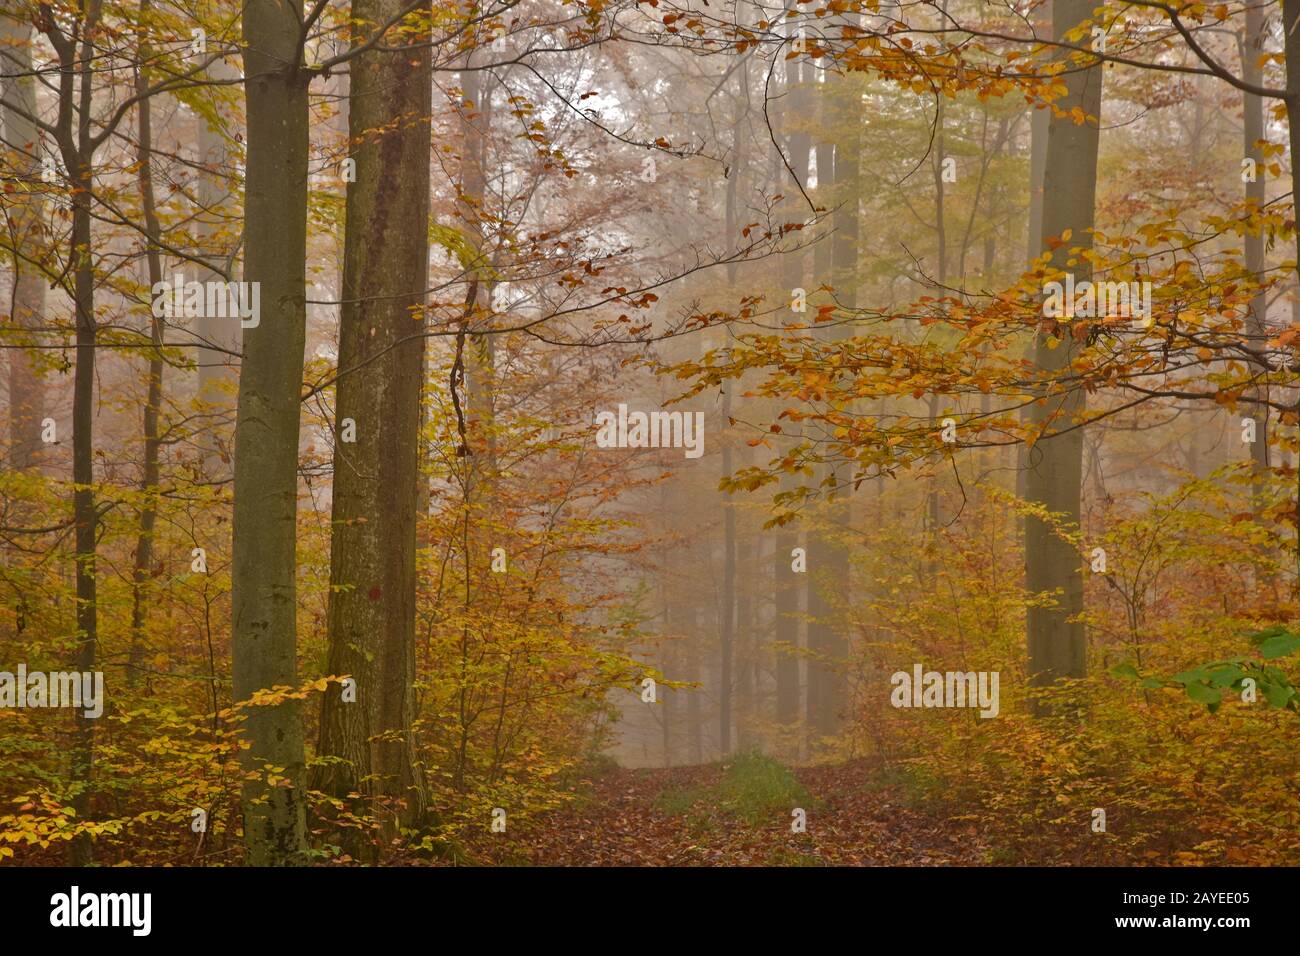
[1,15,45,471]
[686,606,703,764]
[807,57,856,740]
[735,534,754,750]
[718,64,749,757]
[194,55,241,476]
[774,526,800,725]
[1282,0,1300,589]
[924,83,947,569]
[1019,3,1051,511]
[773,53,808,729]
[720,378,735,756]
[459,59,498,465]
[48,8,106,868]
[127,10,165,690]
[1243,3,1271,570]
[660,558,674,767]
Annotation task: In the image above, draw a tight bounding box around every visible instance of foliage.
[655,752,813,827]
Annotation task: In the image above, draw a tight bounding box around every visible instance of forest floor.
[463,756,1001,866]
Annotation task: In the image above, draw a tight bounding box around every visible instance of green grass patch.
[766,845,824,866]
[868,762,946,809]
[654,752,814,827]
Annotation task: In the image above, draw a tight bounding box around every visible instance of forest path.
[472,759,994,866]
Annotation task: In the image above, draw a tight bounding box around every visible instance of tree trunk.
[773,53,809,729]
[233,0,311,865]
[194,54,242,476]
[924,84,947,558]
[1019,3,1051,511]
[315,0,432,847]
[61,17,102,868]
[0,16,45,471]
[36,5,108,867]
[69,159,97,866]
[1024,0,1101,694]
[720,378,735,755]
[458,59,498,465]
[807,61,856,741]
[735,479,755,750]
[1243,3,1271,550]
[685,605,703,763]
[718,64,749,757]
[660,559,674,766]
[1283,0,1300,588]
[127,12,166,690]
[774,526,800,726]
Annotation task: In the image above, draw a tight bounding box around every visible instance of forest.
[0,0,1298,870]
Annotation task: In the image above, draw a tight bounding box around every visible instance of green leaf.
[1245,625,1288,647]
[1109,662,1140,680]
[1184,682,1222,706]
[1171,667,1210,686]
[1208,665,1245,687]
[1260,681,1296,708]
[1258,632,1300,660]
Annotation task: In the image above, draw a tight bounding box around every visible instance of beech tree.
[1022,0,1102,693]
[0,15,44,472]
[232,0,313,865]
[314,0,432,843]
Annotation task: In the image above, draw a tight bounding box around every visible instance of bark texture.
[315,0,433,841]
[233,0,311,865]
[1024,0,1101,691]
